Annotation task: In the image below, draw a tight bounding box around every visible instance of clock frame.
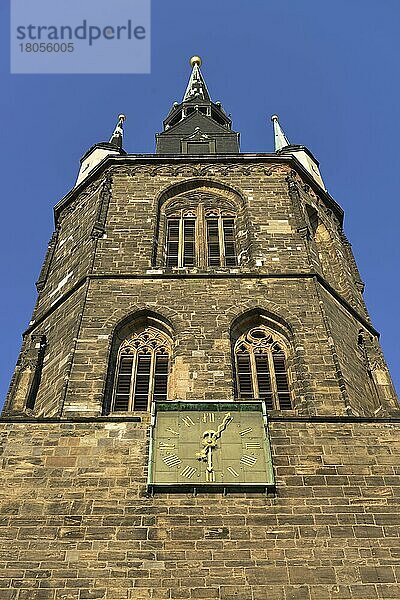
[148,400,274,492]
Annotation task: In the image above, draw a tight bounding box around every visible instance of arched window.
[234,326,292,410]
[112,326,170,412]
[205,209,237,267]
[166,210,196,267]
[165,206,238,268]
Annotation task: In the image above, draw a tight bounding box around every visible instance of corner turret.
[271,114,326,191]
[75,114,126,187]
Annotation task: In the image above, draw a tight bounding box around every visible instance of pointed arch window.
[166,210,196,267]
[165,206,237,268]
[234,327,292,410]
[112,327,170,412]
[205,209,237,267]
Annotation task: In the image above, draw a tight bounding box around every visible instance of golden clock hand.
[196,418,231,462]
[195,430,217,461]
[206,445,213,472]
[195,447,207,460]
[215,413,233,439]
[202,430,217,447]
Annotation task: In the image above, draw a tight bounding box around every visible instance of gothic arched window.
[165,206,237,268]
[205,209,237,267]
[234,326,292,410]
[112,327,170,412]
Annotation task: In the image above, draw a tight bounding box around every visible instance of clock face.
[148,402,274,488]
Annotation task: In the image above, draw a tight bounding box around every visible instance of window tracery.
[234,326,292,410]
[165,204,238,268]
[112,327,170,412]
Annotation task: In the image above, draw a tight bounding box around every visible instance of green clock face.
[148,402,274,489]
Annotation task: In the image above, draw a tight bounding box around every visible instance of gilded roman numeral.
[205,470,216,482]
[162,454,181,467]
[245,442,261,449]
[240,454,257,466]
[181,465,197,479]
[202,412,215,423]
[227,467,239,477]
[159,442,176,450]
[165,427,179,436]
[182,416,195,427]
[239,427,253,436]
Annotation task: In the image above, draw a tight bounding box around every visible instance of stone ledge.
[0,415,142,423]
[0,415,399,424]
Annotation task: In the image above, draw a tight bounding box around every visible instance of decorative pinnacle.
[271,114,290,151]
[109,114,126,149]
[183,56,210,102]
[190,55,202,68]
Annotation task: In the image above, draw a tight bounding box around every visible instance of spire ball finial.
[118,114,126,122]
[271,114,279,122]
[190,56,202,68]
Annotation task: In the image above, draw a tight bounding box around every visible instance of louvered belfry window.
[235,327,292,410]
[206,210,237,267]
[112,327,170,412]
[165,207,237,268]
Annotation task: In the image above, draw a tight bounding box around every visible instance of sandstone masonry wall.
[0,419,399,600]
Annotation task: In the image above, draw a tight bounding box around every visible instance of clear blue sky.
[1,0,399,406]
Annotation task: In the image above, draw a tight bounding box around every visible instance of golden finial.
[190,56,202,68]
[118,114,126,122]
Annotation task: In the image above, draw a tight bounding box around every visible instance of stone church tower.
[1,57,399,599]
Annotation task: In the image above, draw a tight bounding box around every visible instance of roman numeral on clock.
[205,470,216,482]
[202,412,215,423]
[181,466,197,479]
[240,454,257,466]
[159,442,175,450]
[165,427,179,436]
[182,416,195,427]
[227,467,239,477]
[246,442,261,449]
[239,427,253,436]
[163,454,181,467]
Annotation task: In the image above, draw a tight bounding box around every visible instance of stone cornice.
[0,415,399,424]
[54,153,344,225]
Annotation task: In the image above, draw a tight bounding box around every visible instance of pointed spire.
[75,114,126,187]
[271,115,290,151]
[271,114,326,190]
[156,56,239,154]
[109,114,126,149]
[183,56,211,103]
